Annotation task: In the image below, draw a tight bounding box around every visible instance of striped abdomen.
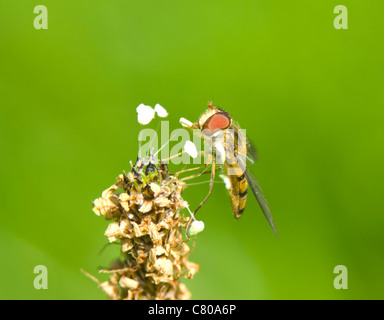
[224,162,248,219]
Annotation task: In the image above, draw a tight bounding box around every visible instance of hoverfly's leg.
[160,150,206,163]
[172,151,208,176]
[160,152,183,162]
[180,153,213,181]
[193,158,216,216]
[177,163,209,179]
[174,163,208,176]
[186,158,216,238]
[181,168,211,181]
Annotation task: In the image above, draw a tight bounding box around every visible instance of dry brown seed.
[119,193,130,212]
[157,220,171,230]
[154,196,171,207]
[101,185,118,198]
[134,192,144,205]
[119,219,130,234]
[116,174,125,188]
[147,222,161,244]
[104,222,120,242]
[119,193,130,201]
[100,281,119,299]
[180,242,191,256]
[119,276,139,290]
[149,246,167,265]
[146,272,170,285]
[154,257,173,277]
[139,200,153,213]
[177,283,191,300]
[93,197,116,217]
[129,221,143,238]
[149,182,162,197]
[121,238,133,252]
[183,261,199,279]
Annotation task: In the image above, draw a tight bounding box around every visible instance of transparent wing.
[244,168,278,236]
[235,125,258,165]
[230,122,275,234]
[236,154,278,236]
[245,138,258,164]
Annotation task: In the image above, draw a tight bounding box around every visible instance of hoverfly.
[181,102,278,236]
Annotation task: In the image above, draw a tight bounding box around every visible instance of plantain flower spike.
[91,150,199,299]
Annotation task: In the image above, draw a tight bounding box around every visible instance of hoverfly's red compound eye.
[203,112,231,135]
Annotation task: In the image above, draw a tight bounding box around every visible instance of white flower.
[184,140,198,158]
[154,104,168,118]
[179,117,193,128]
[219,174,231,190]
[188,220,205,236]
[136,104,155,125]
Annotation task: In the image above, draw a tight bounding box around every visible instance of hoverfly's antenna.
[207,101,214,110]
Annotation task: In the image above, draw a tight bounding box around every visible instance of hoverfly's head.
[198,102,231,137]
[179,102,232,137]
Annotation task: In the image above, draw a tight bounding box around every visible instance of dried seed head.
[91,157,198,300]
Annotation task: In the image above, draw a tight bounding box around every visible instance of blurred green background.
[1,0,383,299]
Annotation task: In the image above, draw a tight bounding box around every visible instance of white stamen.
[154,104,168,118]
[154,131,178,157]
[188,220,205,236]
[136,104,155,125]
[184,140,198,158]
[180,117,193,128]
[219,174,231,190]
[184,202,195,219]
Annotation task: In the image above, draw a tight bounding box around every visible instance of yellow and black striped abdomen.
[224,162,248,219]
